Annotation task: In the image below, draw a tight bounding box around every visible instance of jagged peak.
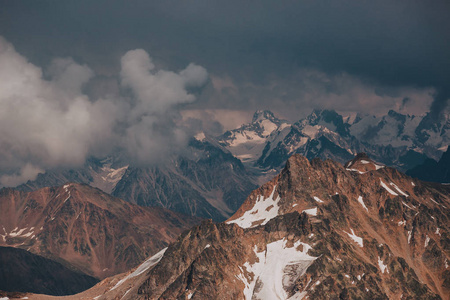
[285,153,311,169]
[252,110,277,123]
[307,109,340,123]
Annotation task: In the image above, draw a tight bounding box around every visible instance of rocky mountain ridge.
[17,139,257,221]
[220,109,448,174]
[0,183,200,279]
[11,108,448,223]
[26,153,449,299]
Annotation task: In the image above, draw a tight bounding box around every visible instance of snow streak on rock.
[380,180,399,196]
[302,207,318,216]
[344,228,363,247]
[357,196,368,212]
[111,247,167,291]
[227,186,280,228]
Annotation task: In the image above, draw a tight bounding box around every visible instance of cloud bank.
[0,37,207,186]
[2,1,447,119]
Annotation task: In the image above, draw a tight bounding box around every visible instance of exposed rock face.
[17,156,128,194]
[112,139,257,221]
[0,183,200,279]
[0,246,98,296]
[41,153,448,300]
[13,109,447,224]
[16,139,257,222]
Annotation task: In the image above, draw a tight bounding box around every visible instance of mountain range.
[20,153,449,299]
[219,109,448,172]
[12,109,448,223]
[0,183,200,279]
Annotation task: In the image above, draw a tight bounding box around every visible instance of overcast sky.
[0,0,449,185]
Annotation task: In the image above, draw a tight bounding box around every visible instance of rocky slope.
[112,138,257,221]
[0,246,98,296]
[16,138,257,221]
[27,153,449,300]
[0,183,200,279]
[18,156,129,194]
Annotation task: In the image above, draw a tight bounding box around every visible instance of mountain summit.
[50,153,449,299]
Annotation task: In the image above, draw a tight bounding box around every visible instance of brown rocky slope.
[19,153,449,299]
[0,183,200,279]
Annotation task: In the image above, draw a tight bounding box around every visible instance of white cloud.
[120,49,207,116]
[0,164,43,187]
[0,37,208,186]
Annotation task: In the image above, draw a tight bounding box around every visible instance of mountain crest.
[0,182,200,279]
[252,110,277,123]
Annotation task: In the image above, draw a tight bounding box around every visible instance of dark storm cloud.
[0,0,449,184]
[1,1,449,88]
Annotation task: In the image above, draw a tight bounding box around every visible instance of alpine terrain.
[17,139,257,221]
[0,183,200,279]
[22,153,449,299]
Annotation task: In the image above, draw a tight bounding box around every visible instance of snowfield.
[237,238,318,300]
[227,186,280,228]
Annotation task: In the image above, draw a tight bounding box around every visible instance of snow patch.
[407,231,412,244]
[346,168,366,174]
[411,181,415,186]
[237,239,318,300]
[402,201,415,210]
[435,228,441,236]
[313,196,324,203]
[344,228,363,247]
[204,244,211,249]
[390,182,408,197]
[424,235,430,248]
[302,207,317,216]
[398,220,406,226]
[378,257,389,274]
[380,180,398,196]
[357,196,368,212]
[374,164,384,170]
[429,198,445,208]
[111,247,167,291]
[227,186,280,228]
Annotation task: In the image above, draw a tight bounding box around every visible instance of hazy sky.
[0,1,449,185]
